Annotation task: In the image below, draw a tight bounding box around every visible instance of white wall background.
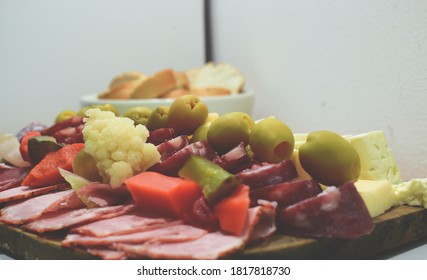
[210,0,427,181]
[0,0,205,133]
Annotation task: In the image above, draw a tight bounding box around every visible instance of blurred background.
[1,0,426,180]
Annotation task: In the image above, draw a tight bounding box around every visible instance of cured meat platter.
[1,94,426,260]
[1,205,426,260]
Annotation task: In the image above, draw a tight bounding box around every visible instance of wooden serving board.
[1,205,426,260]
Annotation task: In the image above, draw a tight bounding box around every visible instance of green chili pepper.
[178,156,241,205]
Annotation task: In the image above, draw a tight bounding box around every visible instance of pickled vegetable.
[27,136,64,164]
[207,112,255,154]
[72,150,103,182]
[178,156,241,204]
[168,95,209,135]
[249,117,295,163]
[299,130,361,186]
[146,106,170,131]
[78,104,120,117]
[123,106,152,126]
[55,110,77,123]
[191,121,212,143]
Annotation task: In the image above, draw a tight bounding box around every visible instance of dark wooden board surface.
[1,205,426,260]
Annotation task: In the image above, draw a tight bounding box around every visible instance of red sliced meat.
[41,115,84,144]
[71,211,174,237]
[149,141,217,176]
[181,196,219,232]
[157,135,189,161]
[86,248,127,260]
[0,167,31,192]
[0,184,67,203]
[278,182,374,238]
[237,159,298,189]
[250,179,322,208]
[0,189,83,225]
[249,200,277,242]
[215,142,252,174]
[147,128,175,145]
[63,223,206,247]
[23,204,135,233]
[113,206,267,260]
[76,183,130,207]
[47,189,85,211]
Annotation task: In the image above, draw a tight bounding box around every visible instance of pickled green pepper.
[178,156,241,204]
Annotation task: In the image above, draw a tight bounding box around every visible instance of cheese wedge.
[347,131,402,184]
[290,149,312,180]
[355,180,397,217]
[392,178,427,208]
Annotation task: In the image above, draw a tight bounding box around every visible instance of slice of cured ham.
[0,167,30,192]
[278,182,374,238]
[0,184,67,203]
[62,223,206,247]
[0,189,83,225]
[75,183,130,207]
[249,200,277,242]
[86,248,127,260]
[71,211,174,237]
[23,204,135,233]
[114,204,275,260]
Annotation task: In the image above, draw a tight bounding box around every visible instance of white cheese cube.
[347,131,402,184]
[355,180,397,217]
[392,178,427,208]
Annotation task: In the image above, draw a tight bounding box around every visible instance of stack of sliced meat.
[0,168,278,260]
[62,201,276,260]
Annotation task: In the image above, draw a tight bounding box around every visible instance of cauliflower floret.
[83,108,160,187]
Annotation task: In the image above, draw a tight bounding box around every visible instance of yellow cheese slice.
[290,149,312,180]
[355,180,397,217]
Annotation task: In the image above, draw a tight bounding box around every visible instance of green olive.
[72,150,103,182]
[168,95,208,135]
[146,106,170,131]
[299,130,361,186]
[191,121,212,143]
[123,106,152,126]
[55,110,77,123]
[79,104,120,117]
[249,117,295,163]
[207,112,255,154]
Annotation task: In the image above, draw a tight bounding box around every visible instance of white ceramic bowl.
[80,90,255,116]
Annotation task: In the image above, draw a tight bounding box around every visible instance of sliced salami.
[250,179,322,208]
[237,160,298,189]
[278,182,374,238]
